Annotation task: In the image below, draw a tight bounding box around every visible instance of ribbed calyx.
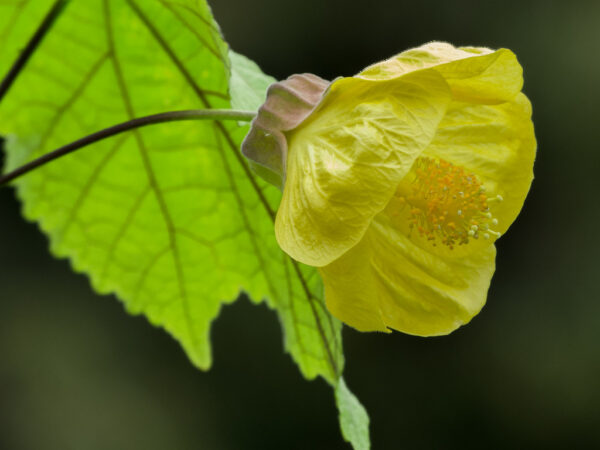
[241,73,330,188]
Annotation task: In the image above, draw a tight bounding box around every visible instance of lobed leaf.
[0,0,369,447]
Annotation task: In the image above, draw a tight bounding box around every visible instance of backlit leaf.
[0,1,369,447]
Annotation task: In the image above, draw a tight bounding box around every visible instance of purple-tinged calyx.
[241,73,330,189]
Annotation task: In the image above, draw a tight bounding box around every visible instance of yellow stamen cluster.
[395,157,501,249]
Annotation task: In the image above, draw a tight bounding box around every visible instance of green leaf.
[0,0,370,448]
[336,378,371,450]
[228,49,276,112]
[0,0,339,376]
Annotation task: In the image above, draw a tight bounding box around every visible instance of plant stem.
[0,109,256,187]
[0,0,69,102]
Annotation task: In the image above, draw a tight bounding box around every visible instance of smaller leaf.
[228,50,276,112]
[229,50,371,449]
[336,378,371,450]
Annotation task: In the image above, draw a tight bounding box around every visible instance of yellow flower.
[243,42,536,335]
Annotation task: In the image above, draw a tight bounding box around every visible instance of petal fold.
[275,69,452,266]
[359,42,523,103]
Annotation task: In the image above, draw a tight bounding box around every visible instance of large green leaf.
[0,0,338,379]
[0,0,369,447]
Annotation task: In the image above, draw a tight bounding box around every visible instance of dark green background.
[1,0,599,448]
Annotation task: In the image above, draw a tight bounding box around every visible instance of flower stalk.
[0,109,256,187]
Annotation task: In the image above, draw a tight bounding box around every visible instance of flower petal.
[358,42,535,258]
[320,212,496,335]
[275,69,451,266]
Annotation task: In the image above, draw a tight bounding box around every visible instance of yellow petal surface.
[275,69,451,267]
[359,42,523,103]
[320,211,496,335]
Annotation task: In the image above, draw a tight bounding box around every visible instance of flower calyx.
[241,73,330,188]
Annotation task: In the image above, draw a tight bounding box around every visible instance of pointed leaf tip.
[336,378,371,450]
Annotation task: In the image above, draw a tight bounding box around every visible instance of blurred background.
[1,0,599,448]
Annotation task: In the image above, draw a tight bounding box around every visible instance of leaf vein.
[58,133,130,242]
[159,0,226,67]
[125,0,227,103]
[98,184,150,283]
[34,51,109,157]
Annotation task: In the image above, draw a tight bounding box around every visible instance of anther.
[395,157,500,249]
